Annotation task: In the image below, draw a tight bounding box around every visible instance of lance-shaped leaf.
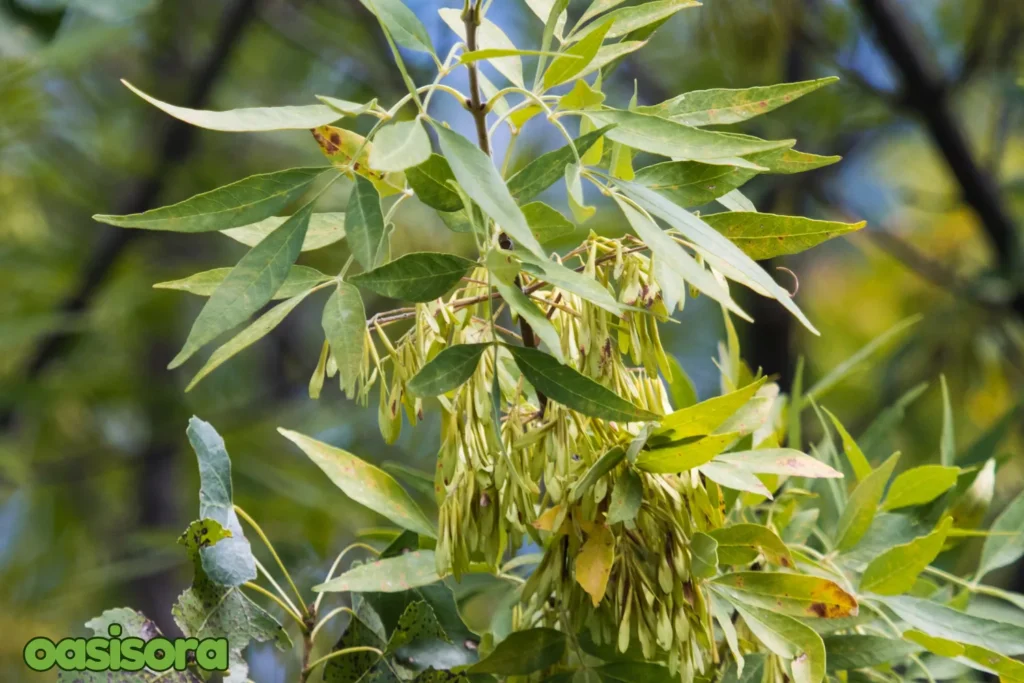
[439,8,524,87]
[544,19,611,89]
[369,119,432,172]
[154,265,328,298]
[507,125,616,202]
[881,465,960,510]
[834,452,900,551]
[187,288,316,391]
[506,345,657,422]
[709,523,794,568]
[122,80,343,131]
[183,420,257,586]
[322,282,366,397]
[880,595,1024,656]
[351,252,476,302]
[94,167,327,232]
[569,446,625,502]
[655,377,766,440]
[634,160,752,209]
[713,572,857,618]
[691,532,720,578]
[860,517,952,595]
[468,628,567,675]
[407,154,462,211]
[750,146,841,174]
[221,212,346,251]
[607,468,643,524]
[701,212,866,260]
[361,0,434,54]
[583,109,792,163]
[823,408,872,482]
[279,428,436,537]
[639,77,839,126]
[699,460,774,498]
[977,488,1024,579]
[904,631,1024,680]
[316,550,441,592]
[523,201,575,243]
[614,195,748,319]
[493,277,565,364]
[570,0,699,42]
[347,175,388,270]
[516,249,626,315]
[719,653,767,683]
[169,200,314,368]
[576,522,615,605]
[432,125,543,258]
[313,125,406,196]
[636,432,739,473]
[727,601,825,683]
[618,180,818,333]
[407,343,491,397]
[822,634,920,672]
[713,449,842,479]
[172,520,290,683]
[317,95,378,117]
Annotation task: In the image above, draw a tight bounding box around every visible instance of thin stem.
[311,606,359,645]
[254,557,303,619]
[242,583,306,631]
[234,505,309,617]
[315,542,381,611]
[303,646,385,677]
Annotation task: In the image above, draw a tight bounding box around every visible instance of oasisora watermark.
[23,623,228,673]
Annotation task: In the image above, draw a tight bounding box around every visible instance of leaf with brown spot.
[313,125,406,196]
[709,523,793,568]
[713,572,858,618]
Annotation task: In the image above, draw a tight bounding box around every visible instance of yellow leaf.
[312,125,405,196]
[575,523,615,606]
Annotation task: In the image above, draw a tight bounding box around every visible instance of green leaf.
[185,418,255,586]
[709,523,794,568]
[713,572,858,618]
[618,180,818,334]
[882,465,960,510]
[822,408,872,482]
[565,161,595,222]
[635,432,739,473]
[639,77,839,126]
[713,449,843,479]
[583,109,792,163]
[322,602,395,683]
[460,48,570,63]
[719,653,767,683]
[468,628,567,675]
[506,345,657,422]
[169,200,314,368]
[347,175,388,270]
[940,374,955,467]
[385,601,449,653]
[220,212,345,252]
[613,195,748,319]
[439,9,523,87]
[172,520,290,683]
[699,461,774,498]
[748,146,841,174]
[633,160,753,208]
[407,343,491,397]
[369,119,432,172]
[701,212,866,260]
[523,201,575,243]
[361,0,434,54]
[351,251,475,302]
[655,377,766,440]
[578,0,625,26]
[516,249,626,316]
[905,631,1024,680]
[154,265,328,298]
[691,532,719,578]
[493,276,565,364]
[187,288,316,391]
[507,125,616,202]
[122,80,342,131]
[316,95,379,117]
[834,453,900,551]
[607,468,643,524]
[822,634,920,672]
[94,167,327,232]
[729,601,825,683]
[860,517,952,595]
[322,282,366,397]
[316,550,441,593]
[591,662,676,683]
[279,428,436,537]
[569,446,625,502]
[544,19,611,89]
[433,125,543,258]
[407,154,462,211]
[570,0,699,42]
[879,595,1024,656]
[559,79,607,110]
[75,610,203,683]
[978,488,1024,579]
[664,355,697,409]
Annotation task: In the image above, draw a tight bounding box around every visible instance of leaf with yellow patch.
[312,125,405,196]
[575,523,615,606]
[713,572,858,619]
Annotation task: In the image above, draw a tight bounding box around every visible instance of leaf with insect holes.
[94,167,327,233]
[279,429,435,537]
[121,80,343,131]
[351,252,476,302]
[638,77,839,126]
[506,346,657,422]
[407,343,491,397]
[702,212,866,260]
[169,200,314,369]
